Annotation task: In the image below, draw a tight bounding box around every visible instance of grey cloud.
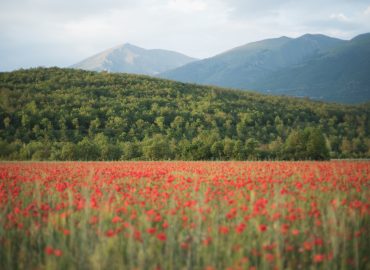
[0,0,369,71]
[223,0,369,20]
[225,0,294,15]
[0,0,139,18]
[307,19,361,32]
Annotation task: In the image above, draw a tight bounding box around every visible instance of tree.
[233,140,247,160]
[305,127,329,160]
[340,138,352,157]
[155,116,165,131]
[76,138,100,160]
[93,133,110,160]
[3,117,10,129]
[223,138,236,160]
[120,142,141,160]
[89,118,101,137]
[245,138,259,159]
[18,141,51,160]
[283,128,329,160]
[211,141,224,160]
[268,137,283,159]
[142,134,172,160]
[283,129,307,160]
[274,116,284,136]
[61,142,78,160]
[0,139,12,159]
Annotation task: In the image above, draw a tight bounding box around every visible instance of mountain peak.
[71,44,196,75]
[300,33,322,38]
[289,33,345,53]
[351,33,370,42]
[297,33,343,41]
[278,36,292,40]
[222,36,292,56]
[121,43,141,49]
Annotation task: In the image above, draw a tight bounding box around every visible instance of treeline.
[0,67,369,161]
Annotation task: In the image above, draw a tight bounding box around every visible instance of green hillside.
[0,67,369,160]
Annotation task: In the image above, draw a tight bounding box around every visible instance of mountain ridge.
[71,43,197,75]
[70,33,370,104]
[160,33,369,104]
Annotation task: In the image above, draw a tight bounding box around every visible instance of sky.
[1,0,370,71]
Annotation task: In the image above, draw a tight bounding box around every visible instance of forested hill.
[0,67,369,160]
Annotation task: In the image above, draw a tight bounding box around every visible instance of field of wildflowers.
[0,161,369,269]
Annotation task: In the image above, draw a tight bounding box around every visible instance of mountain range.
[71,33,370,104]
[161,33,370,104]
[71,43,197,75]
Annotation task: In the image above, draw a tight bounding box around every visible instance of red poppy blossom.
[156,232,166,241]
[258,224,267,232]
[313,254,325,263]
[44,246,54,255]
[112,216,122,223]
[147,227,156,234]
[219,226,229,234]
[54,249,62,257]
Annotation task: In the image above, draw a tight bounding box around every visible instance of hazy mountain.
[71,43,197,75]
[161,33,370,103]
[252,33,370,103]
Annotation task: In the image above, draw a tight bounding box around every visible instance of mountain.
[71,43,197,75]
[1,68,369,160]
[252,33,370,103]
[161,33,370,104]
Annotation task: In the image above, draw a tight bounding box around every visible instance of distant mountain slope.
[71,43,197,75]
[252,33,370,103]
[161,33,370,104]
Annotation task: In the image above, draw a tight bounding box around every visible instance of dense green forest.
[0,67,369,160]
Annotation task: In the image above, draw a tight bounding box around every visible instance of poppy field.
[0,161,369,270]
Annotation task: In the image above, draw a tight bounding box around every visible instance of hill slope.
[252,33,370,103]
[0,68,369,160]
[71,43,197,75]
[161,33,370,104]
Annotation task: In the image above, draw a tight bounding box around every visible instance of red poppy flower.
[156,232,166,241]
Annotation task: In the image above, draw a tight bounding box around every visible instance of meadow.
[0,161,369,269]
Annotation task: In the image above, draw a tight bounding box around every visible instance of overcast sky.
[1,0,370,71]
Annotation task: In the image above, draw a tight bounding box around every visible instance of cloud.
[364,6,370,15]
[0,0,138,19]
[168,0,207,12]
[330,13,350,22]
[223,0,293,17]
[0,0,369,71]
